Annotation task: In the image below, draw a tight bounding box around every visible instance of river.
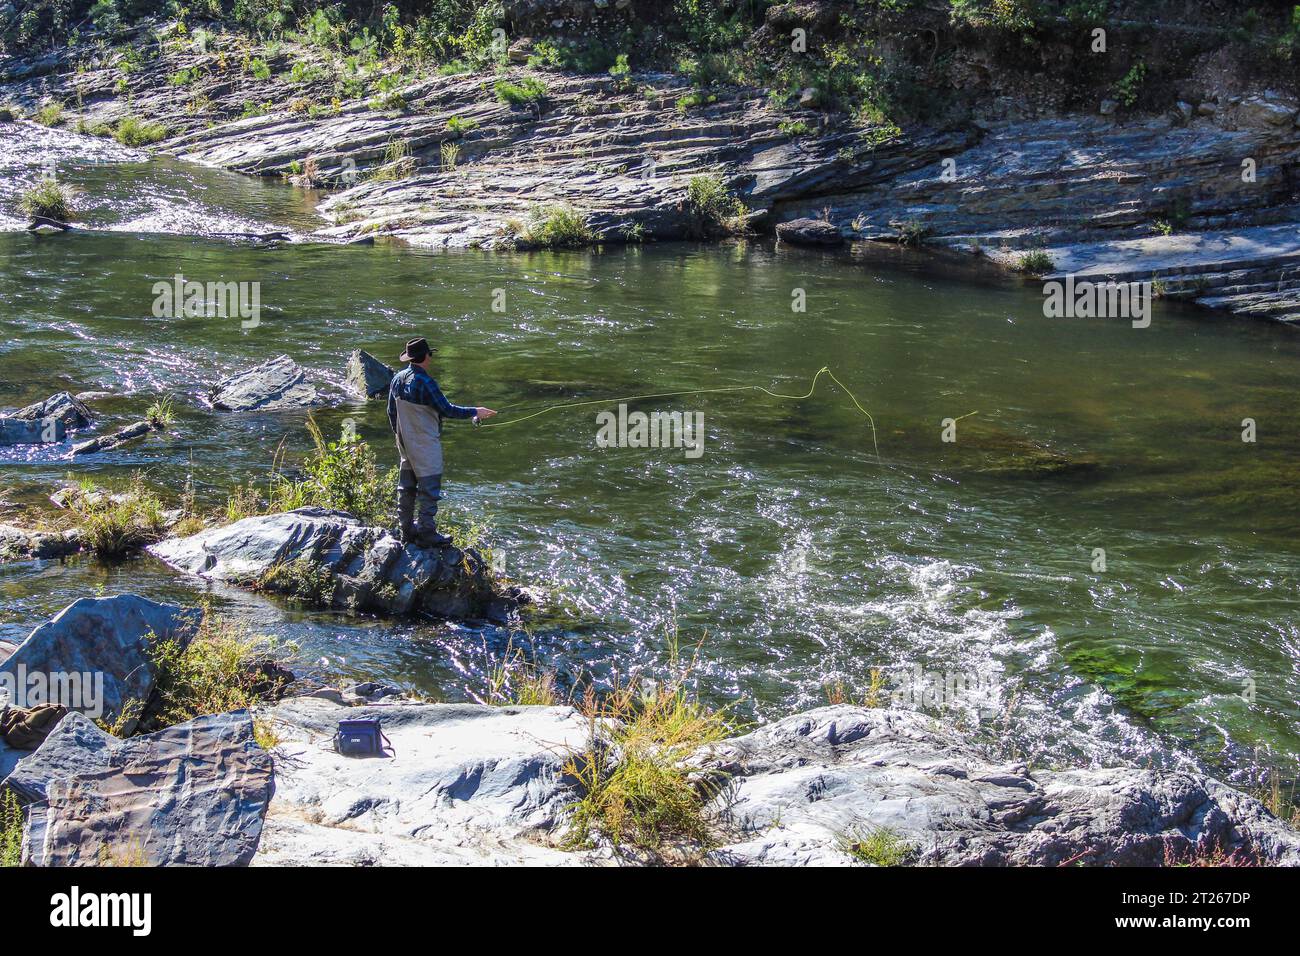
[3,122,1299,783]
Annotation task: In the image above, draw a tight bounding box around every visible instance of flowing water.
[3,123,1299,782]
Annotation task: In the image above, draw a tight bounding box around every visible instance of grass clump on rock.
[144,611,294,748]
[265,417,396,526]
[685,174,747,237]
[564,640,734,860]
[66,476,168,557]
[1015,250,1055,274]
[842,826,916,866]
[114,115,167,146]
[494,76,547,107]
[507,204,594,249]
[18,178,74,221]
[0,791,22,867]
[33,101,62,126]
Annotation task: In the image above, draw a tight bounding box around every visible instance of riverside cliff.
[3,2,1300,321]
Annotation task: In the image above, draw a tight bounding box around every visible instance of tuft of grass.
[1015,249,1055,274]
[368,139,416,181]
[507,204,595,248]
[842,825,916,866]
[146,396,175,429]
[446,115,478,136]
[143,612,294,736]
[564,635,734,858]
[19,178,74,221]
[1,790,22,867]
[258,555,335,605]
[33,101,63,126]
[266,417,396,526]
[66,475,167,557]
[481,643,558,706]
[495,76,548,107]
[685,173,747,236]
[440,140,461,169]
[895,219,929,245]
[114,115,167,146]
[826,668,889,707]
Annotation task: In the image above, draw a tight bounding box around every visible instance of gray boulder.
[209,355,318,411]
[0,524,81,562]
[148,507,519,623]
[0,416,63,445]
[1237,91,1298,128]
[253,697,589,865]
[70,419,151,456]
[0,595,201,735]
[345,349,395,399]
[12,391,93,430]
[699,706,1300,866]
[18,710,274,866]
[775,217,844,246]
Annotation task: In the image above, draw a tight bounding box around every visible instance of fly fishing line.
[477,366,891,459]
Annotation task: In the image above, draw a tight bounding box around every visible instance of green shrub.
[0,790,21,867]
[114,115,167,146]
[1114,61,1146,109]
[65,476,168,558]
[446,115,478,136]
[267,418,396,526]
[1015,249,1055,274]
[507,204,595,248]
[495,76,547,106]
[842,826,916,866]
[19,178,74,220]
[33,102,63,126]
[685,173,746,235]
[248,57,273,81]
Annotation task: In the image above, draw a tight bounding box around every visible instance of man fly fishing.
[387,337,496,547]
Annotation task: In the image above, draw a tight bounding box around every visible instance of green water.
[3,123,1299,781]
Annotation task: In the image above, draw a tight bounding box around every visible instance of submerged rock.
[700,706,1300,866]
[209,355,319,411]
[252,697,589,865]
[344,349,395,399]
[0,595,201,735]
[776,217,843,246]
[14,710,274,866]
[70,419,152,456]
[148,507,521,623]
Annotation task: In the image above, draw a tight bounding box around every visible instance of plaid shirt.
[387,364,475,434]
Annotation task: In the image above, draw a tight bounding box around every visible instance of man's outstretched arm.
[417,377,495,421]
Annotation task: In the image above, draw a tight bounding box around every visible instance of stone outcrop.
[4,27,1299,323]
[209,355,319,411]
[0,523,81,561]
[252,697,589,865]
[344,349,395,399]
[11,710,274,866]
[70,419,153,456]
[149,507,520,623]
[699,706,1300,866]
[11,391,93,430]
[0,595,201,735]
[775,216,843,246]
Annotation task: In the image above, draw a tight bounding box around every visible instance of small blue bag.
[334,718,392,757]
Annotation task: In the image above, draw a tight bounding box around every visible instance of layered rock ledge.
[148,507,521,623]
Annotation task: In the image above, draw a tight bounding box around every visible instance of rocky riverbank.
[3,5,1300,322]
[3,596,1298,867]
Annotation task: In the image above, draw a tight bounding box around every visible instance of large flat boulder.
[252,697,589,865]
[344,349,395,399]
[209,354,318,411]
[149,507,519,623]
[0,595,201,735]
[18,710,274,866]
[699,706,1300,866]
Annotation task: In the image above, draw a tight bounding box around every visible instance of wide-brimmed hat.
[400,337,437,362]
